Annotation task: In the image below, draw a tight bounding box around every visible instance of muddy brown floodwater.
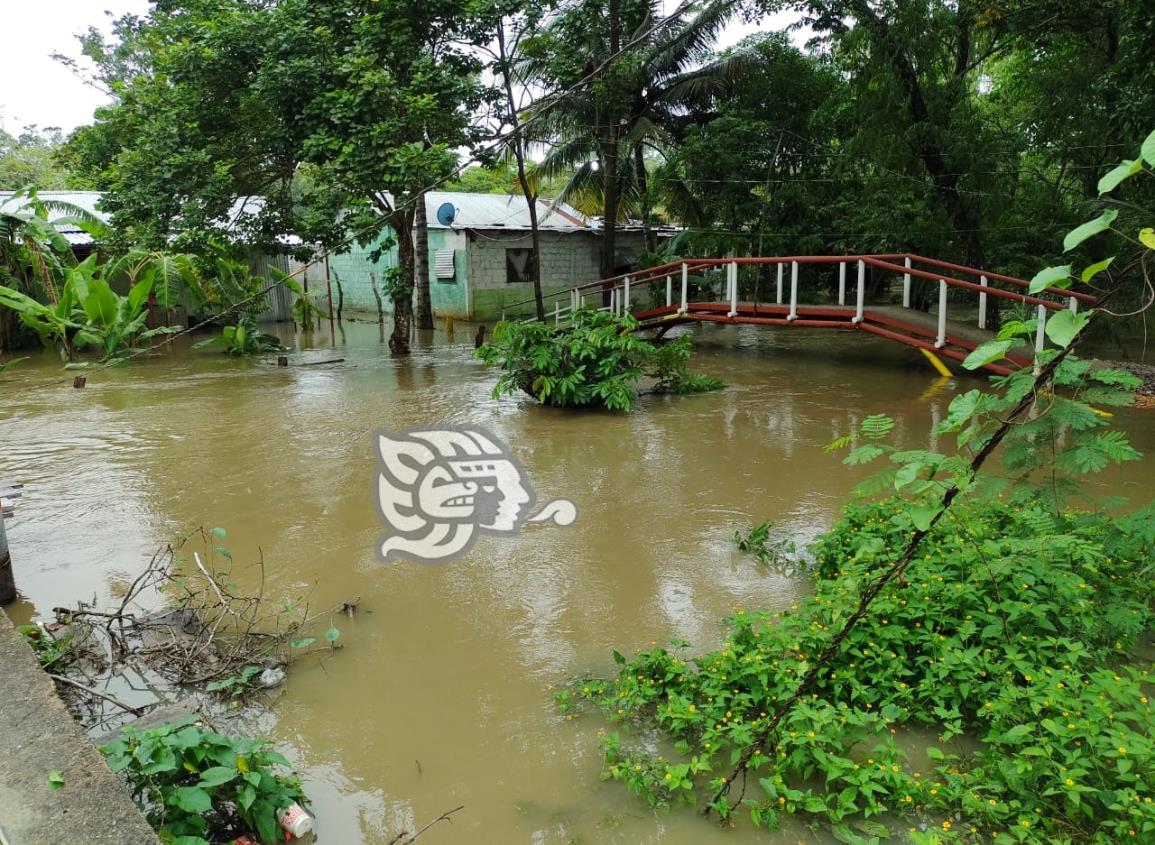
[2,320,1153,845]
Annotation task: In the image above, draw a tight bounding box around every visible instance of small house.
[327,192,657,322]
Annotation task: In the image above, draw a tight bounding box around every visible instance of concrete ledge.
[0,611,160,845]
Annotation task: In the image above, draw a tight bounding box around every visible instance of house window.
[434,249,456,282]
[505,248,536,284]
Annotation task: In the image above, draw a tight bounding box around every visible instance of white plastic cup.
[278,803,314,838]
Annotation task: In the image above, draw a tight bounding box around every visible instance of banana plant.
[0,275,83,360]
[66,258,182,364]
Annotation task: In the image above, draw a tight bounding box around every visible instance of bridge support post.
[728,262,738,317]
[623,276,630,313]
[788,261,799,320]
[666,276,672,307]
[903,257,912,309]
[935,280,948,348]
[554,301,561,325]
[838,262,846,306]
[1069,297,1078,313]
[680,262,688,313]
[978,275,988,329]
[776,264,783,305]
[1035,304,1047,353]
[853,261,865,323]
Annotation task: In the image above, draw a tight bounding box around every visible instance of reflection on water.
[2,321,1153,844]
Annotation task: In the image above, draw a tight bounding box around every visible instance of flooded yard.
[2,321,1152,844]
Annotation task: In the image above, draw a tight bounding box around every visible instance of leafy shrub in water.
[565,497,1155,843]
[476,307,722,411]
[101,717,306,845]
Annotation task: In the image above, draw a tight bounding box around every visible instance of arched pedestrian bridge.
[504,254,1095,375]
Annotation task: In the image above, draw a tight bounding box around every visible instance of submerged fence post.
[0,508,14,606]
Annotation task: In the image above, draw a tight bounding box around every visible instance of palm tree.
[523,0,741,279]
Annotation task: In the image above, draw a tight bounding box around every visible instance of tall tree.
[64,0,493,354]
[524,0,738,279]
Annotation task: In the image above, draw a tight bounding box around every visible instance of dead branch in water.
[44,528,359,730]
[386,806,465,845]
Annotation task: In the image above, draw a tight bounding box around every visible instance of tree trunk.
[634,144,658,254]
[497,22,545,321]
[414,192,433,330]
[390,209,415,355]
[600,0,622,287]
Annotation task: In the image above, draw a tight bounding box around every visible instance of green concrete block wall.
[327,234,398,317]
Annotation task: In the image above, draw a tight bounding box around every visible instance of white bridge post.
[554,301,560,325]
[935,279,947,348]
[776,263,784,305]
[978,275,988,329]
[1069,297,1078,313]
[838,262,846,306]
[728,261,738,317]
[623,276,630,314]
[788,261,799,320]
[666,275,672,308]
[853,260,865,323]
[903,256,912,309]
[680,261,688,313]
[1036,304,1047,353]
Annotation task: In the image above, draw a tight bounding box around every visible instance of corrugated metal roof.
[423,191,588,231]
[0,191,110,245]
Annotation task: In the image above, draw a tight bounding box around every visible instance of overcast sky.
[0,1,789,136]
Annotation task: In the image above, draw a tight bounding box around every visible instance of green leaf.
[210,527,227,539]
[1142,129,1155,167]
[612,650,626,665]
[172,786,213,814]
[962,339,1014,371]
[1081,257,1114,283]
[1028,265,1071,294]
[1045,310,1090,348]
[909,502,939,532]
[197,766,237,787]
[1140,228,1155,250]
[324,626,341,643]
[290,637,317,649]
[46,770,65,789]
[1098,159,1143,194]
[1063,210,1117,253]
[238,783,257,811]
[1000,724,1033,743]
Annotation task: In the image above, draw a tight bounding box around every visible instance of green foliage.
[0,253,181,363]
[731,521,795,568]
[204,665,264,702]
[0,125,76,190]
[18,624,75,671]
[569,497,1155,843]
[475,308,722,411]
[101,717,306,845]
[197,315,283,357]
